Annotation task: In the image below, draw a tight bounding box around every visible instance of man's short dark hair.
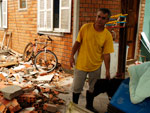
[99,8,111,19]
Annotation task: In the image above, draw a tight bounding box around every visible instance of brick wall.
[0,0,146,69]
[79,0,121,28]
[136,0,146,58]
[0,0,74,69]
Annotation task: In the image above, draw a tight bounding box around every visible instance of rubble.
[43,103,57,112]
[0,85,23,100]
[0,52,73,112]
[19,107,36,113]
[0,61,18,68]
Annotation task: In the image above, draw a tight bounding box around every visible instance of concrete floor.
[58,66,130,113]
[78,92,109,113]
[58,73,130,113]
[58,82,110,113]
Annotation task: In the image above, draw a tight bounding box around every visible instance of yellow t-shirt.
[76,23,114,72]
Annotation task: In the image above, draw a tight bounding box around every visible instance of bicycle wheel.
[34,50,58,72]
[23,42,33,62]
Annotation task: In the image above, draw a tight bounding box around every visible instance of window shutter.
[59,0,72,33]
[38,0,53,31]
[2,0,7,28]
[46,0,53,31]
[38,0,45,31]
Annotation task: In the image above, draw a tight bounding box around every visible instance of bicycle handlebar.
[37,33,53,41]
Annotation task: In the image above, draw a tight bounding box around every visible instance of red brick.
[9,99,21,112]
[0,74,6,81]
[43,103,57,112]
[24,64,32,68]
[0,97,11,107]
[0,104,7,113]
[18,93,36,103]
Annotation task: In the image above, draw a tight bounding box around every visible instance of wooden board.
[0,61,18,67]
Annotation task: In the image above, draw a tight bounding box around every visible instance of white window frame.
[0,0,7,29]
[18,0,27,11]
[37,0,72,34]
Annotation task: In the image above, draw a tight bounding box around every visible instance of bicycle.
[23,33,58,72]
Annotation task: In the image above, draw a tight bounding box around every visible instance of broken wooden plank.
[0,61,18,67]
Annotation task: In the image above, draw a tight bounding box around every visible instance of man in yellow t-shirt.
[70,8,114,113]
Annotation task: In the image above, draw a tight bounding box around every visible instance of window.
[54,0,59,28]
[37,0,72,33]
[0,0,7,29]
[19,0,27,10]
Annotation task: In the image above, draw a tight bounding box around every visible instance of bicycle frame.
[23,33,58,72]
[31,37,52,59]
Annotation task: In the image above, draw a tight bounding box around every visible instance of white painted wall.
[101,42,119,79]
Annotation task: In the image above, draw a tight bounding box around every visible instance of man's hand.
[70,56,75,68]
[69,41,81,68]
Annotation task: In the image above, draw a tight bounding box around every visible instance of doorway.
[122,0,140,59]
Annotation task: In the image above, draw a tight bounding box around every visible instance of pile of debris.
[0,52,73,113]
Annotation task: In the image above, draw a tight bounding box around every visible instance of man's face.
[95,11,109,27]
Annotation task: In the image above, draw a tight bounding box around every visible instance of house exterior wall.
[0,0,74,69]
[137,0,146,60]
[79,0,121,28]
[0,0,146,69]
[79,0,147,62]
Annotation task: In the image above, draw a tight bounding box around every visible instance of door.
[127,0,140,59]
[122,0,140,59]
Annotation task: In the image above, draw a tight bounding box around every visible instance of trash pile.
[0,52,73,113]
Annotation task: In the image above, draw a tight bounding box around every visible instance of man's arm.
[103,53,111,79]
[70,41,81,67]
